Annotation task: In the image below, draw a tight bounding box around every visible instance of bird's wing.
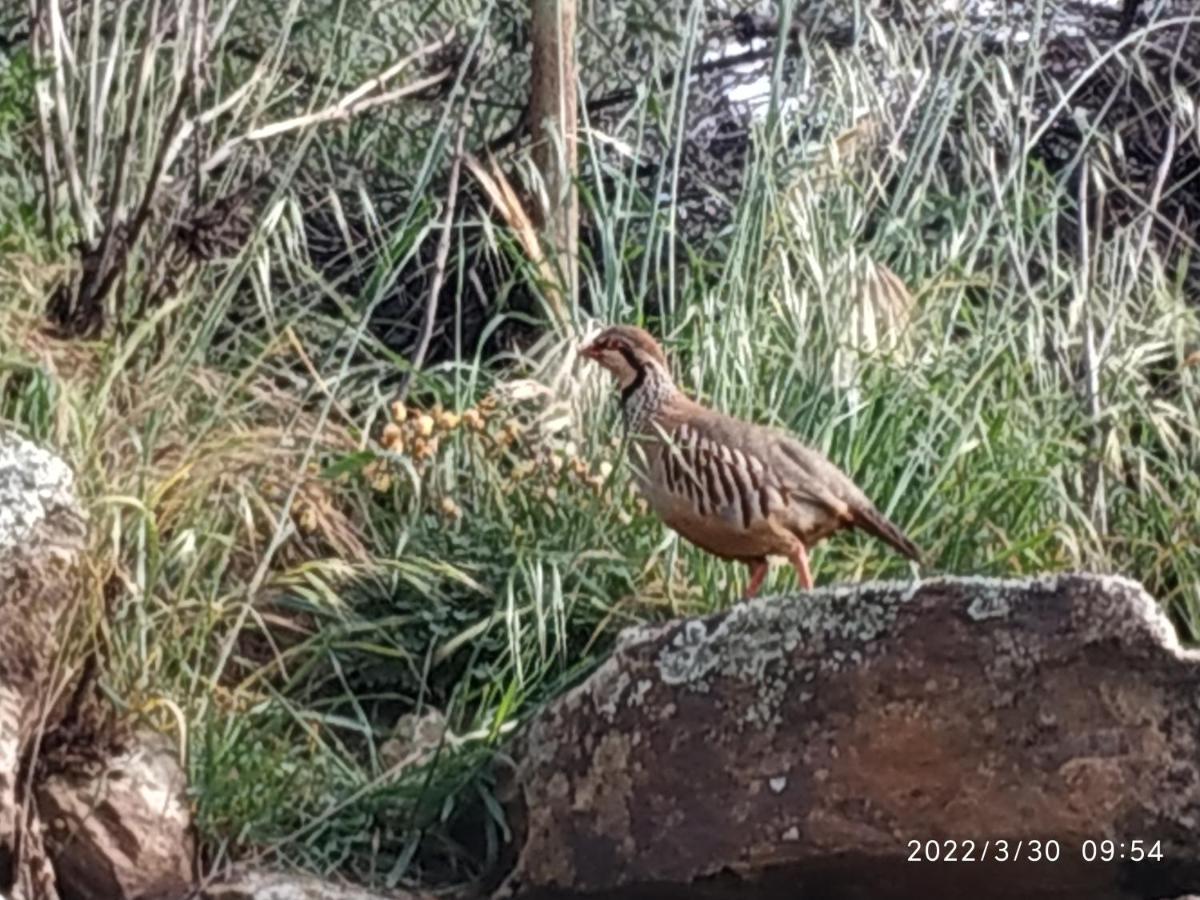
[660,400,922,561]
[664,402,855,522]
[762,430,861,520]
[770,428,855,491]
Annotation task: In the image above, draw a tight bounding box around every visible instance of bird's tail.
[853,506,922,564]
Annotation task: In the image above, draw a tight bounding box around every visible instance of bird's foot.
[743,559,768,601]
[788,543,814,591]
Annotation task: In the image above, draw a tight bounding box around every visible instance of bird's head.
[579,325,671,390]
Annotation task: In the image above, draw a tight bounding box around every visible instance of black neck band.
[618,346,647,407]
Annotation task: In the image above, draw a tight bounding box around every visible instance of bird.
[579,324,921,600]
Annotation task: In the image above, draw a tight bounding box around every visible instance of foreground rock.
[37,731,193,900]
[0,431,86,899]
[200,868,434,900]
[499,575,1200,899]
[1,431,193,900]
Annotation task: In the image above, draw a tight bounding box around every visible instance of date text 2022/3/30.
[906,839,1164,863]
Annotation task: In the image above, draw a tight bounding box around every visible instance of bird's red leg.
[744,559,768,600]
[789,543,814,590]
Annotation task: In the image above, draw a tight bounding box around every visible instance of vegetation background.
[0,0,1197,894]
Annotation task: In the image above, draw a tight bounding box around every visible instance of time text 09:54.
[906,839,1164,863]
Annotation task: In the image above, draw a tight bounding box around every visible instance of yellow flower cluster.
[366,388,646,526]
[544,442,607,495]
[495,428,646,522]
[379,398,475,463]
[365,395,497,518]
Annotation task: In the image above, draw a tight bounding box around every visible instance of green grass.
[1,0,1198,892]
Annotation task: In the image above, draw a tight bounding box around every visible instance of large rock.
[0,431,204,900]
[0,430,86,899]
[37,731,194,900]
[200,868,435,900]
[498,575,1200,899]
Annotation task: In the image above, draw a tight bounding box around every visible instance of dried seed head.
[545,486,558,501]
[617,509,634,526]
[390,400,408,423]
[440,496,462,520]
[381,423,404,450]
[415,414,436,438]
[437,410,461,431]
[462,409,486,431]
[413,436,439,460]
[598,460,614,479]
[296,503,318,532]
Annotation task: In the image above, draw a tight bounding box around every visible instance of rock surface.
[0,432,78,556]
[0,430,86,899]
[37,731,194,900]
[498,574,1200,899]
[200,868,434,900]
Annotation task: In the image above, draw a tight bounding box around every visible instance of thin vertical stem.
[1077,157,1108,543]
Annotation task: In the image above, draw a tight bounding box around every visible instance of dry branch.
[464,152,566,325]
[200,35,457,174]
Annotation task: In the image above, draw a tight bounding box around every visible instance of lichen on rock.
[0,431,78,557]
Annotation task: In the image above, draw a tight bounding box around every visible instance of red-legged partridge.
[580,324,921,599]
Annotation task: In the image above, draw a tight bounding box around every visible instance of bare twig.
[83,16,196,327]
[189,0,207,203]
[161,66,265,178]
[464,151,565,324]
[1025,16,1200,151]
[75,1,194,331]
[396,124,467,405]
[84,0,131,201]
[201,67,451,173]
[27,0,58,242]
[1134,119,1177,268]
[43,0,93,238]
[200,35,457,174]
[283,325,356,428]
[484,42,776,157]
[85,0,163,320]
[339,36,454,108]
[1077,157,1108,543]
